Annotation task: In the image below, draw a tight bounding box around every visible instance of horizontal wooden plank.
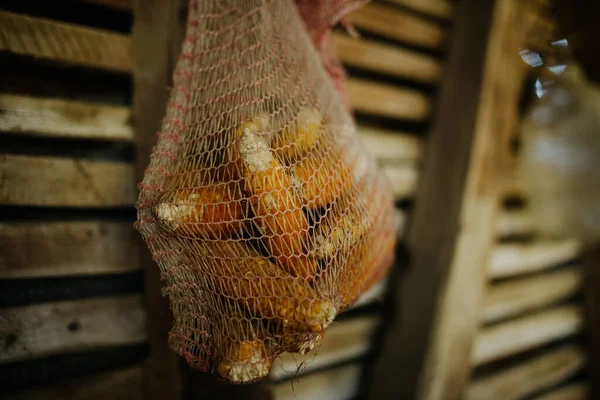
[385,0,453,18]
[0,295,146,364]
[270,316,379,380]
[496,209,534,237]
[0,11,131,72]
[466,346,586,400]
[348,2,446,49]
[483,268,582,323]
[531,382,589,400]
[0,94,133,141]
[488,239,582,279]
[347,78,431,120]
[358,125,423,163]
[333,33,441,83]
[382,164,419,199]
[472,305,584,366]
[0,221,139,278]
[3,364,144,400]
[271,363,361,400]
[0,154,136,207]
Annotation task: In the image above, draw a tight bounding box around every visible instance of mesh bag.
[135,0,398,383]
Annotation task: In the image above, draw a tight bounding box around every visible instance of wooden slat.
[496,209,534,237]
[472,305,584,366]
[0,221,139,278]
[270,316,379,380]
[359,125,423,163]
[0,154,136,207]
[531,382,589,400]
[0,11,131,72]
[0,295,146,364]
[348,2,445,49]
[0,94,133,141]
[271,364,361,400]
[382,164,419,199]
[466,346,586,400]
[385,0,453,18]
[483,268,582,323]
[489,239,582,279]
[333,33,441,83]
[347,78,430,120]
[4,364,144,400]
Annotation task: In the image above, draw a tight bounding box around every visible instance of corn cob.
[271,107,322,163]
[155,182,247,239]
[217,339,273,383]
[202,241,335,333]
[237,125,319,281]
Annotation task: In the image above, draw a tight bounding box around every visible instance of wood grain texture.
[271,364,361,400]
[368,0,530,398]
[333,33,441,83]
[466,346,586,400]
[347,78,431,120]
[0,154,136,207]
[385,0,453,18]
[0,94,133,141]
[270,316,379,380]
[496,209,534,237]
[483,268,582,323]
[0,11,131,72]
[0,221,139,278]
[3,365,144,400]
[348,2,446,48]
[489,239,582,279]
[0,295,146,364]
[472,305,584,366]
[531,382,589,400]
[358,125,423,163]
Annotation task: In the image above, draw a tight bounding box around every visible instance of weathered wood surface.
[466,346,586,400]
[270,316,379,380]
[531,382,589,400]
[271,364,361,400]
[3,365,144,400]
[0,154,136,207]
[472,305,584,366]
[0,295,146,364]
[348,2,446,48]
[0,11,131,72]
[489,240,582,279]
[483,268,582,323]
[0,221,139,278]
[346,78,431,120]
[0,94,133,141]
[358,125,423,163]
[333,33,441,83]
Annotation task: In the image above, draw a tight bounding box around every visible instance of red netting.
[135,0,398,384]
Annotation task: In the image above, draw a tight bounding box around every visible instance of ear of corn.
[217,339,273,383]
[271,107,322,163]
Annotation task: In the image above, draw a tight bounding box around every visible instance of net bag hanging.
[135,0,399,384]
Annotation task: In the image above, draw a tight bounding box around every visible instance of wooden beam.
[0,154,136,207]
[0,221,140,278]
[3,364,144,400]
[347,2,446,49]
[488,239,582,279]
[496,209,534,237]
[358,125,423,163]
[472,305,584,366]
[270,364,361,400]
[385,0,453,19]
[466,346,586,400]
[368,0,530,398]
[531,382,589,400]
[483,267,582,323]
[0,94,133,141]
[0,295,146,364]
[270,316,379,380]
[347,78,431,120]
[333,33,441,83]
[0,11,131,72]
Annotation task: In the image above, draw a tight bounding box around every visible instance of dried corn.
[271,107,322,162]
[238,125,319,281]
[217,339,273,383]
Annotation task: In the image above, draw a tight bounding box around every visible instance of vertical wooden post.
[367,0,535,399]
[132,1,185,399]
